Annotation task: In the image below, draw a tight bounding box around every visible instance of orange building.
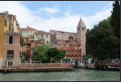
[52,40,81,61]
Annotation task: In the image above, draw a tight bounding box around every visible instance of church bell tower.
[77,17,87,58]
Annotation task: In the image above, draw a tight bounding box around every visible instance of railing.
[94,59,120,66]
[24,41,31,44]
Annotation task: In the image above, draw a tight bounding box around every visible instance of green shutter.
[23,31,25,34]
[5,19,7,27]
[12,28,14,32]
[26,31,28,34]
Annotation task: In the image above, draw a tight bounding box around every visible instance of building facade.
[49,18,87,61]
[2,31,23,69]
[0,11,23,69]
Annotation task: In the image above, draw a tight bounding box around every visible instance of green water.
[0,68,120,81]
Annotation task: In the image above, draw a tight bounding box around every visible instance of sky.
[0,1,114,33]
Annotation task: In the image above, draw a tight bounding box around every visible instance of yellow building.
[0,11,21,68]
[34,31,51,45]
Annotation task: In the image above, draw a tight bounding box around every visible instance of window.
[75,45,77,47]
[5,19,7,27]
[46,35,48,38]
[72,50,73,53]
[79,45,80,47]
[7,50,14,58]
[69,45,70,47]
[78,28,80,31]
[79,50,81,53]
[9,36,13,44]
[30,31,33,35]
[23,31,25,34]
[12,28,14,32]
[9,25,11,31]
[72,55,73,57]
[75,55,77,57]
[41,35,43,38]
[79,55,81,57]
[66,45,68,47]
[66,55,68,57]
[69,36,73,40]
[61,44,63,47]
[46,41,49,44]
[7,61,13,67]
[36,35,38,38]
[66,50,68,53]
[26,31,28,34]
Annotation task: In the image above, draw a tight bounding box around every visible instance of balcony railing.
[24,41,31,44]
[7,55,13,59]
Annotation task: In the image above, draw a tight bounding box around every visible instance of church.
[49,18,87,61]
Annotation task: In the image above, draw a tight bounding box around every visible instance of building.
[0,11,23,69]
[2,31,23,69]
[20,26,37,52]
[34,31,51,45]
[52,40,81,61]
[49,17,87,61]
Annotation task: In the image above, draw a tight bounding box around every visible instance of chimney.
[4,11,8,16]
[27,26,29,28]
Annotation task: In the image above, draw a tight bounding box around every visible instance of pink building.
[2,31,23,69]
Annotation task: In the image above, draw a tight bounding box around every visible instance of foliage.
[110,1,120,57]
[32,44,51,62]
[86,17,120,59]
[83,54,92,58]
[21,57,25,63]
[47,48,65,62]
[22,50,30,57]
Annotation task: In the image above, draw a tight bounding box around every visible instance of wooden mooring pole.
[4,61,7,74]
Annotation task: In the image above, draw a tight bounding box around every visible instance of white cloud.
[0,1,112,33]
[39,6,60,14]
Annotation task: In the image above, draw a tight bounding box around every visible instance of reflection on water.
[0,68,120,81]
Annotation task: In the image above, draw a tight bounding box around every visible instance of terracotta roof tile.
[50,30,77,34]
[20,26,36,31]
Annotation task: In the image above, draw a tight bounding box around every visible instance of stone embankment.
[0,63,74,73]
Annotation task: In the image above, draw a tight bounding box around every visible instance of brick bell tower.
[77,17,87,58]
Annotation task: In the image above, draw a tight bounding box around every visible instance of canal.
[0,68,120,81]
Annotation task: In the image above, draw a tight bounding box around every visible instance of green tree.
[32,44,51,62]
[110,1,120,39]
[110,1,120,57]
[47,48,65,62]
[86,19,119,59]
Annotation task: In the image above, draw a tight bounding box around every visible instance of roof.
[34,31,50,35]
[77,17,86,28]
[20,26,36,31]
[50,30,77,34]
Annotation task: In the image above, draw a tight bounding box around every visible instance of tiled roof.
[50,30,77,34]
[34,31,50,34]
[20,26,36,31]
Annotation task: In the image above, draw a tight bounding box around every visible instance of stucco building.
[0,11,23,69]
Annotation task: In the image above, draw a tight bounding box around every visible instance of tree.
[86,19,119,59]
[110,1,120,57]
[110,1,120,39]
[47,48,65,62]
[32,44,51,62]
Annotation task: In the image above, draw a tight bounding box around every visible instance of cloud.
[39,6,60,14]
[0,1,113,33]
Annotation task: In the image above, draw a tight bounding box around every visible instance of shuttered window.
[5,19,7,27]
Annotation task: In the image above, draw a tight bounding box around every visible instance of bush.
[21,57,25,63]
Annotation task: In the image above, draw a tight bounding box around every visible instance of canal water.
[0,68,120,81]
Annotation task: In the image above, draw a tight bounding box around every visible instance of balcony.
[29,35,34,39]
[7,55,13,59]
[24,41,31,44]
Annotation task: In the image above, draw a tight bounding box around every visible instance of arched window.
[69,36,74,40]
